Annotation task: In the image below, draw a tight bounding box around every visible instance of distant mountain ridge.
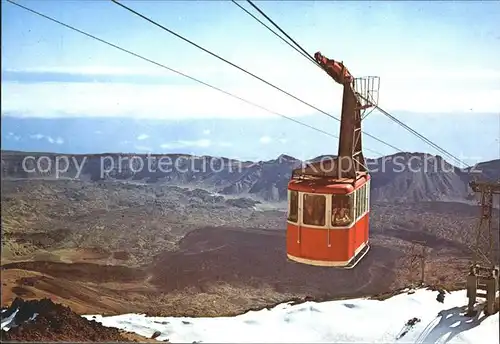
[1,150,499,206]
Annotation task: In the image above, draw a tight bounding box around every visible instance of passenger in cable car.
[303,194,325,226]
[332,196,351,226]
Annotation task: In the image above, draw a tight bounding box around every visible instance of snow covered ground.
[1,308,38,332]
[84,289,499,343]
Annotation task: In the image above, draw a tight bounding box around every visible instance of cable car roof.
[289,173,369,194]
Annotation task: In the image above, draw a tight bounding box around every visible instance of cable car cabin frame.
[285,51,379,269]
[286,173,371,268]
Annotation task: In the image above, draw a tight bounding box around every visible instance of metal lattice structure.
[466,180,500,316]
[349,76,380,176]
[352,76,380,119]
[403,241,427,287]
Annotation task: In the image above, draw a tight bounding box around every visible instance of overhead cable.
[6,0,385,157]
[243,0,470,167]
[111,0,403,154]
[230,0,319,69]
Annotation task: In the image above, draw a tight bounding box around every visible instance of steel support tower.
[466,180,500,316]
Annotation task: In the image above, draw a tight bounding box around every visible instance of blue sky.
[1,0,500,162]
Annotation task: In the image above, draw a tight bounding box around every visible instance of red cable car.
[286,52,379,269]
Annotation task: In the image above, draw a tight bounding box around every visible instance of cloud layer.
[29,133,64,145]
[2,65,500,120]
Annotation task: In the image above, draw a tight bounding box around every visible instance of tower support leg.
[484,277,497,315]
[466,271,478,316]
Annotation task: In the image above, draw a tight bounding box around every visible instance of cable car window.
[364,185,368,213]
[359,184,366,215]
[366,183,370,211]
[363,185,367,214]
[288,190,298,222]
[332,193,353,226]
[303,194,326,226]
[355,188,360,219]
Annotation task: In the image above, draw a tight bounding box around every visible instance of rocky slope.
[1,177,498,322]
[0,298,151,342]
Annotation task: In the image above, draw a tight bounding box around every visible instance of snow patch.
[1,309,19,331]
[83,289,499,343]
[1,309,39,332]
